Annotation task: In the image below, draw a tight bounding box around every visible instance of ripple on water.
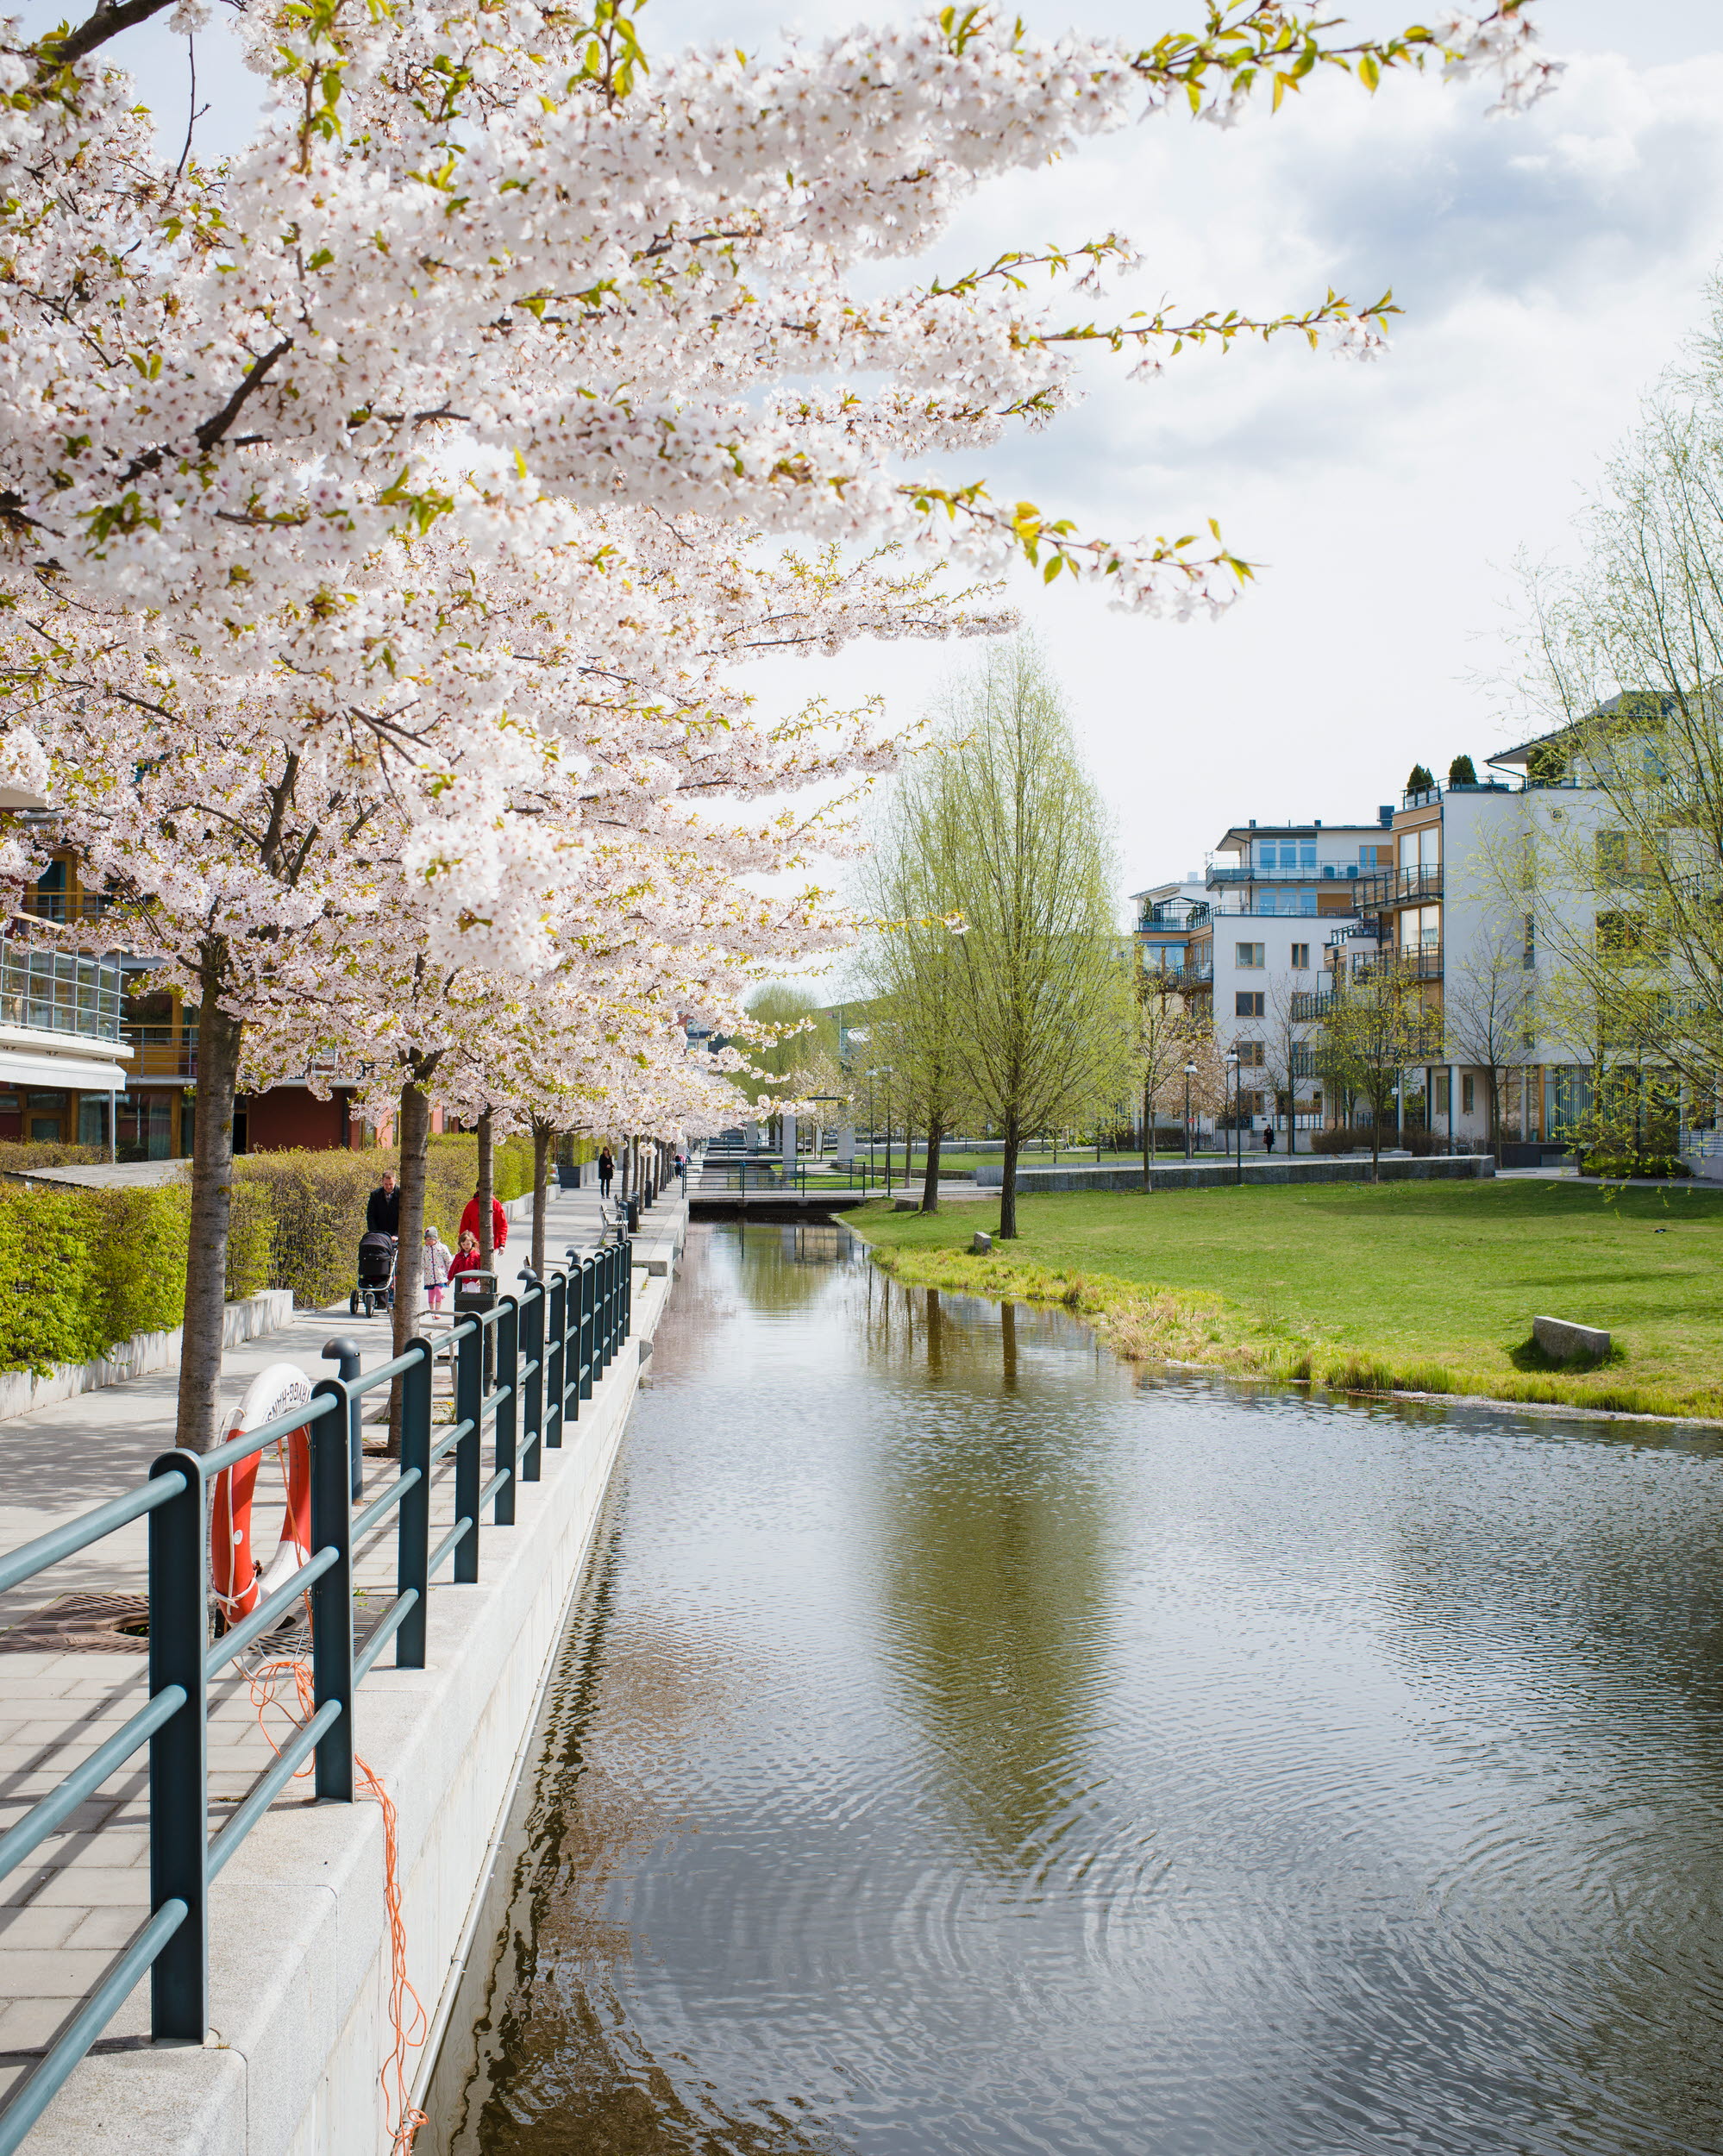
[423,1222,1723,2156]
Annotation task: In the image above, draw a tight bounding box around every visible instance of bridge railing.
[0,1239,634,2155]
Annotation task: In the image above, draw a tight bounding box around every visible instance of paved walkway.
[0,1179,682,2082]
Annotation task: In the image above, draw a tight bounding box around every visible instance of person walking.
[1262,1118,1276,1154]
[598,1146,615,1197]
[458,1188,508,1252]
[423,1225,454,1313]
[365,1169,400,1237]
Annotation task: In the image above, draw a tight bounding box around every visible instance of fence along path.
[0,1177,647,2143]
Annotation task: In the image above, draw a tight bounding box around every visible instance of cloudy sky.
[39,0,1723,902]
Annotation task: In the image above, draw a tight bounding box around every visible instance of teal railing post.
[320,1336,363,1500]
[598,1246,615,1369]
[521,1281,543,1482]
[578,1257,596,1405]
[622,1236,633,1344]
[454,1319,482,1583]
[398,1338,432,1668]
[546,1269,567,1447]
[147,1450,207,2040]
[494,1294,518,1525]
[309,1379,354,1802]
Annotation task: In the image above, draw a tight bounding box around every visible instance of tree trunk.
[531,1118,552,1275]
[1370,1100,1383,1183]
[920,1113,943,1214]
[390,1072,434,1456]
[477,1106,495,1268]
[175,964,242,1454]
[1142,1071,1153,1188]
[999,1112,1021,1240]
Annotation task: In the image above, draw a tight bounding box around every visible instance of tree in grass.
[938,638,1135,1239]
[855,741,975,1213]
[1313,956,1433,1178]
[1135,968,1220,1169]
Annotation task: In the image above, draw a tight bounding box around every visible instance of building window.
[1236,942,1264,968]
[1236,991,1265,1018]
[1523,912,1536,969]
[1462,1073,1475,1115]
[1291,943,1310,970]
[1235,1039,1265,1067]
[1434,1072,1450,1115]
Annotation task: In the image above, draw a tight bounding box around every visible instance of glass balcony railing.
[0,945,124,1043]
[1354,865,1443,911]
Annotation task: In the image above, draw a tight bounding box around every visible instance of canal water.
[423,1219,1723,2156]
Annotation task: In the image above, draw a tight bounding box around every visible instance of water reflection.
[424,1220,1723,2156]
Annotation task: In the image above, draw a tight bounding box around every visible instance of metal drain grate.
[0,1592,150,1653]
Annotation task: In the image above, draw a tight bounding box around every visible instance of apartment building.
[1131,770,1623,1150]
[1329,749,1607,1153]
[1162,816,1387,1124]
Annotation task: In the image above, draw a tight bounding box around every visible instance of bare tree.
[1442,912,1536,1163]
[1260,976,1314,1156]
[1314,958,1433,1180]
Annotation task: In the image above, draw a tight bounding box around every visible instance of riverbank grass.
[849,1179,1723,1420]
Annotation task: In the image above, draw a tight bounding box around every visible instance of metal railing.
[1353,865,1443,912]
[0,1238,634,2156]
[0,946,125,1044]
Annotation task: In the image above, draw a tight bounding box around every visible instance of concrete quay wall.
[29,1209,686,2156]
[971,1156,1497,1194]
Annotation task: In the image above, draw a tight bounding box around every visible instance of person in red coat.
[449,1229,483,1280]
[458,1192,508,1252]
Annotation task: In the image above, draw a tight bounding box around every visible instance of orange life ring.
[210,1363,316,1624]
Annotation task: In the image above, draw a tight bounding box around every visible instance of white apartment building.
[1136,761,1627,1155]
[1177,814,1391,1127]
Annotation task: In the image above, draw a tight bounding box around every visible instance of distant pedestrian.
[674,1149,687,1191]
[598,1147,615,1197]
[1262,1119,1276,1154]
[423,1225,453,1312]
[458,1189,508,1251]
[366,1169,400,1236]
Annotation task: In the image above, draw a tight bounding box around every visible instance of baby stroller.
[351,1231,397,1317]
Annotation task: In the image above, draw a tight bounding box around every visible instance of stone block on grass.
[1533,1314,1611,1363]
[971,1231,993,1255]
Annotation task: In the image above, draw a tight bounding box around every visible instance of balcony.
[1,945,123,1043]
[1289,989,1333,1022]
[1350,948,1444,984]
[1207,862,1366,885]
[1353,865,1443,912]
[19,890,120,927]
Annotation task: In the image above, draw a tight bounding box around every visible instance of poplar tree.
[940,639,1132,1240]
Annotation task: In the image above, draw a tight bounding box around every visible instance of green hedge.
[236,1132,540,1309]
[0,1184,191,1375]
[0,1131,569,1374]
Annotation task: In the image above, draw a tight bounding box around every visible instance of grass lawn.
[849,1178,1723,1420]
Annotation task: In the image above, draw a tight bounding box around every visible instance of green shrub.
[0,1184,192,1375]
[235,1131,542,1308]
[0,1140,107,1173]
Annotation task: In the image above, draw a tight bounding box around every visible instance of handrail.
[0,1225,640,2154]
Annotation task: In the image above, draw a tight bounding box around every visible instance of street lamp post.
[1184,1062,1196,1162]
